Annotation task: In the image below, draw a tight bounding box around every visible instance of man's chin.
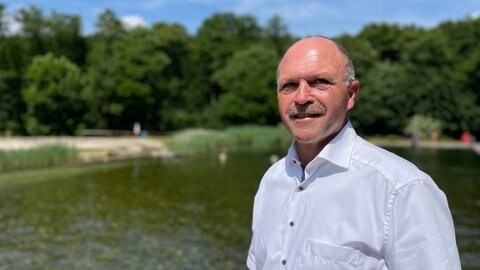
[293,134,322,145]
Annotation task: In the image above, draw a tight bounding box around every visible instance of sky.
[2,0,479,37]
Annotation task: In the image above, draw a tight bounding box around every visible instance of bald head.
[277,37,355,87]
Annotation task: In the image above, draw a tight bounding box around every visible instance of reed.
[165,125,292,154]
[0,144,79,171]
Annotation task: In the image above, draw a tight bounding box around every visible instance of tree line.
[0,4,479,138]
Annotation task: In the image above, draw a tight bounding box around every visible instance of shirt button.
[298,186,304,191]
[289,221,294,227]
[282,260,287,265]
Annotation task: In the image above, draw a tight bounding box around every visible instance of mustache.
[287,103,327,118]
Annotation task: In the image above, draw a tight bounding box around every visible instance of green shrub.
[404,114,442,140]
[164,125,292,154]
[0,144,79,171]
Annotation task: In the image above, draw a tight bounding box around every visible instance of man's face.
[277,38,358,146]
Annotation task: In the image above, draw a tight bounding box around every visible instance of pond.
[0,147,478,269]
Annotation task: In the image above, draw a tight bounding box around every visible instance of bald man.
[247,37,460,270]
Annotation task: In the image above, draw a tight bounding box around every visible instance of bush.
[164,125,291,154]
[0,144,79,171]
[404,114,442,140]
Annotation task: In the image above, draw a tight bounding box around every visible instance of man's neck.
[295,121,348,166]
[295,141,326,167]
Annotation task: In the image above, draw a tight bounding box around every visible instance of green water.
[0,148,478,269]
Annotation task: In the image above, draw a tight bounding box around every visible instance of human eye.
[310,78,331,89]
[278,82,297,93]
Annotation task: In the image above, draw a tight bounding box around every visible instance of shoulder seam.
[382,178,431,253]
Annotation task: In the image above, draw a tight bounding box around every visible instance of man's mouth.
[290,113,322,120]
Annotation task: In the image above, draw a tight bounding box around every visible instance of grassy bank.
[0,144,79,171]
[164,125,292,154]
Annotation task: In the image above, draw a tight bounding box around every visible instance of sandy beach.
[0,136,173,162]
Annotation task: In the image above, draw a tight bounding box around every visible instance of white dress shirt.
[247,122,461,270]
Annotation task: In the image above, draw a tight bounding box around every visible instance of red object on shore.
[461,132,471,144]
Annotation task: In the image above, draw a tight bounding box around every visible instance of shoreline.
[0,136,478,175]
[0,136,174,162]
[369,139,480,154]
[0,136,478,161]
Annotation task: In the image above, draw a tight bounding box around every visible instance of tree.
[414,67,480,136]
[359,23,423,62]
[456,48,480,107]
[263,15,295,56]
[112,27,171,130]
[400,27,478,136]
[350,62,420,135]
[15,5,48,57]
[0,5,28,134]
[437,17,480,60]
[213,44,279,125]
[402,28,455,67]
[46,12,86,65]
[22,53,86,135]
[404,114,442,140]
[0,4,6,36]
[189,13,262,111]
[0,7,478,135]
[84,9,125,129]
[335,34,378,79]
[150,22,193,130]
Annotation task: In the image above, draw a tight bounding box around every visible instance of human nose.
[294,80,312,105]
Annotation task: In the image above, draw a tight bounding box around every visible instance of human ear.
[347,80,359,111]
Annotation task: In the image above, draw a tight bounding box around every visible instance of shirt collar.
[286,121,357,169]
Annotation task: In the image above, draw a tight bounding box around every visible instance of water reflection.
[0,148,478,269]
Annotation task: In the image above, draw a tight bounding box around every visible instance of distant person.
[133,122,141,136]
[247,37,461,269]
[461,131,472,144]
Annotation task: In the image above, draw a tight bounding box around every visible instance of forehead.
[277,39,345,81]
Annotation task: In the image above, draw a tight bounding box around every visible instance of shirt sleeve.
[385,179,461,270]
[246,175,265,270]
[247,237,256,269]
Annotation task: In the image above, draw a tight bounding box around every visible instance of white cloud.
[471,10,480,19]
[120,14,148,29]
[7,17,22,34]
[3,11,22,35]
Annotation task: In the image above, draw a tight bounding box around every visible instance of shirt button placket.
[282,184,297,269]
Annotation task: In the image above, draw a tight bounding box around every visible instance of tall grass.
[0,144,79,171]
[164,125,292,154]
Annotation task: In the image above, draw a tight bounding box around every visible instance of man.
[247,37,461,269]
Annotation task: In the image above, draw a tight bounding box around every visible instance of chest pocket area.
[299,238,362,270]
